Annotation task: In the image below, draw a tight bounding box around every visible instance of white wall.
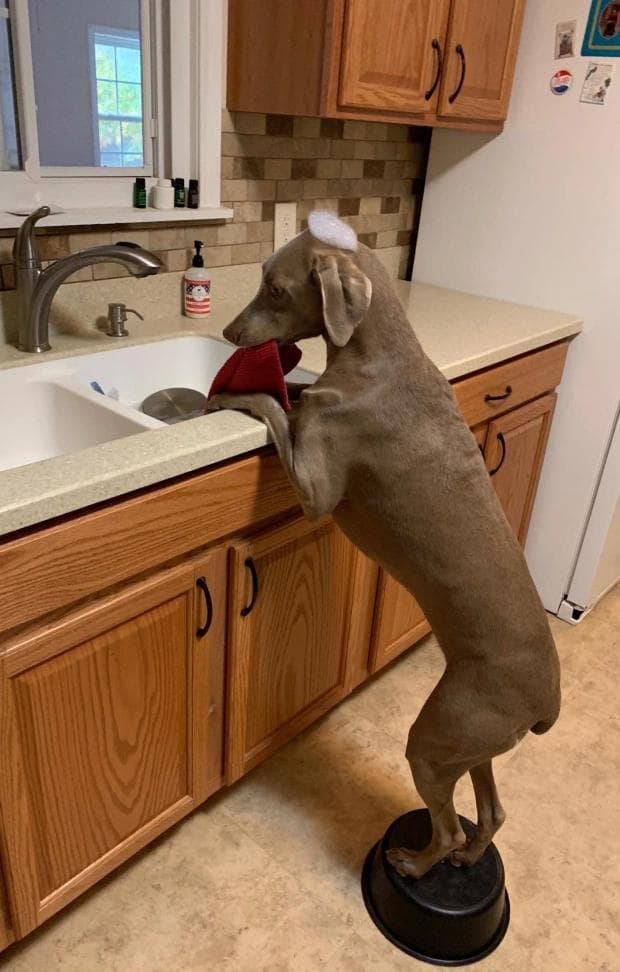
[414,0,620,611]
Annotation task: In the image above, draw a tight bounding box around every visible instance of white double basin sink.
[0,335,313,473]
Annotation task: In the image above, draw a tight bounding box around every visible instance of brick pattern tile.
[0,111,428,291]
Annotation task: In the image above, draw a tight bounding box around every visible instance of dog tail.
[530,698,561,735]
[530,718,555,735]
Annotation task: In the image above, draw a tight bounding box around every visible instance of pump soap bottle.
[183,241,211,318]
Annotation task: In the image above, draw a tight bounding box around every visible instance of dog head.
[223,212,372,349]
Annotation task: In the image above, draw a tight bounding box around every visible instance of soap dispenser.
[183,240,211,318]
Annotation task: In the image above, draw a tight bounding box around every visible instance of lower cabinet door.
[369,570,431,673]
[0,554,226,938]
[485,393,557,544]
[0,869,12,951]
[225,516,356,783]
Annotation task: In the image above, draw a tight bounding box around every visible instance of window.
[0,1,227,223]
[27,0,150,172]
[91,28,144,168]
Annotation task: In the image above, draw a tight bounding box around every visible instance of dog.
[207,213,561,878]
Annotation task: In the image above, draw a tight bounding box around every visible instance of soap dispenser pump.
[183,240,211,318]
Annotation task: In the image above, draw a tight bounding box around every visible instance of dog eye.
[269,284,284,299]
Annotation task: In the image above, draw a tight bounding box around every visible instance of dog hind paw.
[386,846,433,879]
[449,840,485,868]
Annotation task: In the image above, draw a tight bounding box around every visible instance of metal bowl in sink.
[141,387,208,424]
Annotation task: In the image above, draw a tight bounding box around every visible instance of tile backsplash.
[0,111,429,295]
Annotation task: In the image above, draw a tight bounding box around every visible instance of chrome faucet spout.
[13,211,163,353]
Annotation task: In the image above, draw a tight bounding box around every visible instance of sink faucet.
[13,206,162,352]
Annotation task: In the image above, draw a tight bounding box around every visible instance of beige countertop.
[0,279,582,538]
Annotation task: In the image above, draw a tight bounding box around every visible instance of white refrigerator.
[413,0,620,619]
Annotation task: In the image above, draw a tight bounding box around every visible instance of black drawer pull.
[489,433,506,476]
[196,577,213,638]
[448,44,466,103]
[484,385,512,403]
[425,39,443,100]
[241,557,259,616]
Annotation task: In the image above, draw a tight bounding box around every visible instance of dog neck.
[323,259,423,375]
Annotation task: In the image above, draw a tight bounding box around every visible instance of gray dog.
[207,213,560,878]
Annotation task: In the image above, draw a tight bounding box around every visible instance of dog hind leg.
[450,760,506,867]
[386,751,468,879]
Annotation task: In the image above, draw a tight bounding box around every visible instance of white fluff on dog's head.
[308,210,358,252]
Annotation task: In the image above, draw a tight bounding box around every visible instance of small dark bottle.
[133,176,147,208]
[173,178,186,207]
[187,178,200,209]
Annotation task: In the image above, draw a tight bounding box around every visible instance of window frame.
[0,2,21,171]
[0,0,227,223]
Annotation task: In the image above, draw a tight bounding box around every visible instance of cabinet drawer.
[452,341,568,428]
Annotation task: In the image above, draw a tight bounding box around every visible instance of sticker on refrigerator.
[555,20,577,58]
[582,1,620,56]
[580,61,615,103]
[550,69,573,94]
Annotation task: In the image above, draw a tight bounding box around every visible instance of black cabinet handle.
[484,385,512,403]
[425,39,443,100]
[240,557,259,616]
[196,577,213,638]
[489,433,506,476]
[448,44,466,103]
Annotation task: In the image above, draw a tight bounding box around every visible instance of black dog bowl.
[362,810,509,966]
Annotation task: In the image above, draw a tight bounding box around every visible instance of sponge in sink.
[208,340,302,412]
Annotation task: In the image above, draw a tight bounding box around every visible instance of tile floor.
[2,585,618,971]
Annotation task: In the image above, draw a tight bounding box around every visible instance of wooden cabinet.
[369,356,565,673]
[0,342,572,951]
[370,571,431,673]
[227,0,526,131]
[484,394,557,545]
[438,0,526,123]
[0,870,12,952]
[338,0,451,115]
[225,516,356,782]
[0,552,226,937]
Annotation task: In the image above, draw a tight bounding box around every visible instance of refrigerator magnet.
[582,1,620,57]
[555,20,578,58]
[580,61,615,103]
[550,69,573,94]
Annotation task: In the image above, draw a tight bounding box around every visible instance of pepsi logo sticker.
[550,69,573,95]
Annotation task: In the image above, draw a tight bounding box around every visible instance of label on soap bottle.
[184,275,211,318]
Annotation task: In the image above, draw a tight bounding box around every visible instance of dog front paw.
[204,394,225,413]
[205,393,254,414]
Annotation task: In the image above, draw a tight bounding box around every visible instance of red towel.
[208,340,302,412]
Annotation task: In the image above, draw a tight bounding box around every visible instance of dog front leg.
[206,392,322,518]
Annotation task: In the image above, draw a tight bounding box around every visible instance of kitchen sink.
[0,335,315,472]
[68,335,237,409]
[0,376,152,473]
[67,335,314,410]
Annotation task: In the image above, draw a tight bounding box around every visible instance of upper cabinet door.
[438,0,526,122]
[338,0,451,114]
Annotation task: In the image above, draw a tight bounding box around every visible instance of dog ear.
[312,253,372,347]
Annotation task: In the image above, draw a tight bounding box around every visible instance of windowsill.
[0,206,233,230]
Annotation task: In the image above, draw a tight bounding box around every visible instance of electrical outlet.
[274,202,297,252]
